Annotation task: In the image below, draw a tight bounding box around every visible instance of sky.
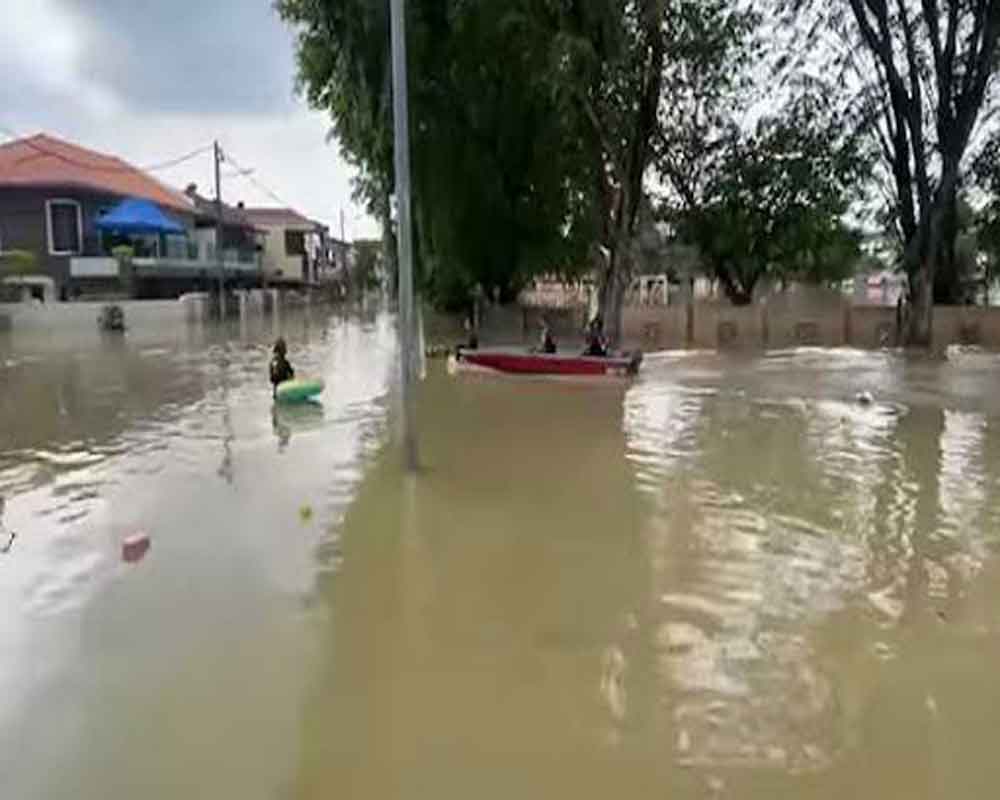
[0,0,378,240]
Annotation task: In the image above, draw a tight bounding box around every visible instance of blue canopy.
[96,197,186,235]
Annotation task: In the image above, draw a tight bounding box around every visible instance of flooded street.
[4,312,1000,798]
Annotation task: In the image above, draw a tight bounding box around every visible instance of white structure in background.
[854,270,905,306]
[522,273,673,309]
[627,273,670,305]
[242,207,325,284]
[520,277,592,308]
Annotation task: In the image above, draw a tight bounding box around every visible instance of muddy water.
[3,315,1000,798]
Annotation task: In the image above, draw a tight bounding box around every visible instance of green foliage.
[674,96,866,303]
[973,135,1000,290]
[277,0,878,314]
[770,0,1000,338]
[278,0,592,310]
[0,250,38,277]
[655,1,762,212]
[351,241,382,292]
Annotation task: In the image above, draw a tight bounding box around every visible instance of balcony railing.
[71,252,261,278]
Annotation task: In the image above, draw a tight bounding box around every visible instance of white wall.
[259,223,306,282]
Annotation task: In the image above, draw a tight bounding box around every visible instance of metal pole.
[214,140,226,320]
[390,0,418,470]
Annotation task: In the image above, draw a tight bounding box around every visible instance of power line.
[142,145,214,172]
[222,150,292,208]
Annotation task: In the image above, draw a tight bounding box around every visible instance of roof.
[185,188,261,230]
[0,133,193,212]
[242,206,317,230]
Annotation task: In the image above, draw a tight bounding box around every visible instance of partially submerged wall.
[619,300,1000,350]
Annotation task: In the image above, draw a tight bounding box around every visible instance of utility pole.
[214,140,226,320]
[390,0,418,470]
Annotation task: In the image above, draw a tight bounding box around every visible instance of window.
[284,229,306,257]
[46,199,82,255]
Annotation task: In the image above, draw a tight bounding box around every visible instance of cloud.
[0,0,377,238]
[0,0,118,119]
[59,0,298,115]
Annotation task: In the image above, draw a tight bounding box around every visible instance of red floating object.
[122,533,151,563]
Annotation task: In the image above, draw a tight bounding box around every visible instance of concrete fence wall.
[620,301,1000,350]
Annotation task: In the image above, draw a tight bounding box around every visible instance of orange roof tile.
[0,133,193,212]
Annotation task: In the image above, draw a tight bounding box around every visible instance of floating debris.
[122,533,151,564]
[299,504,314,523]
[855,391,874,405]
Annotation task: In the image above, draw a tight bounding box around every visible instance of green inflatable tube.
[275,377,325,403]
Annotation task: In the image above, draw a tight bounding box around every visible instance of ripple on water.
[624,381,710,496]
[23,537,107,617]
[626,353,896,773]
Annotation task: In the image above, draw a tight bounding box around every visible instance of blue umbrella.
[96,197,186,235]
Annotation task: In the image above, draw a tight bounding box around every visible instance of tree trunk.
[605,268,626,348]
[597,232,632,348]
[597,249,619,346]
[907,166,960,345]
[933,186,959,304]
[717,267,755,306]
[380,192,398,298]
[907,263,934,346]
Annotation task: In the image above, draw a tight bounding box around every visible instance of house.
[0,133,261,299]
[183,185,265,274]
[242,206,328,285]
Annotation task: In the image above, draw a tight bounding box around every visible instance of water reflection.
[0,308,395,800]
[625,349,1000,789]
[5,324,1000,797]
[271,401,326,451]
[293,373,663,796]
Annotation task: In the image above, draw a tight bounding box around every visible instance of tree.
[973,132,1000,300]
[655,1,761,216]
[276,0,397,286]
[773,0,1000,343]
[350,241,383,293]
[541,0,668,344]
[278,0,592,311]
[673,98,865,303]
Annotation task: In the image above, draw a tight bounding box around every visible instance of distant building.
[0,133,262,298]
[183,186,265,276]
[241,207,332,285]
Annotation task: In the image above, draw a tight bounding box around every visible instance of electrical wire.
[222,150,292,208]
[0,124,212,174]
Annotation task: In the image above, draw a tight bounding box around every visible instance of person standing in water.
[269,338,295,398]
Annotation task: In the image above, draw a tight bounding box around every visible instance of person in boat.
[538,316,557,354]
[462,314,479,350]
[584,315,609,357]
[269,338,295,398]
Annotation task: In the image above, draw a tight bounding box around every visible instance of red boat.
[449,347,642,378]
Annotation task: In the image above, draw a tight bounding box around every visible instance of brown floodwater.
[3,308,1000,799]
